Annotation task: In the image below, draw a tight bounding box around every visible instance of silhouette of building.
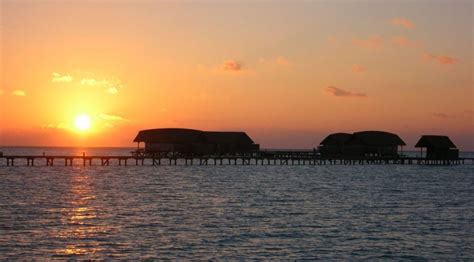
[319,131,406,157]
[318,133,352,157]
[133,128,204,155]
[415,135,459,159]
[133,128,259,156]
[203,132,259,155]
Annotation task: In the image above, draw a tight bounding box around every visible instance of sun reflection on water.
[53,171,109,257]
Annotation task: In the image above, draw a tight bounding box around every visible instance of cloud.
[11,90,26,96]
[221,60,243,72]
[275,56,291,66]
[391,36,417,47]
[259,56,293,67]
[106,87,118,94]
[433,110,473,119]
[389,18,415,29]
[80,78,102,86]
[351,64,366,73]
[423,53,457,65]
[432,112,450,119]
[324,86,367,98]
[42,123,68,129]
[52,73,73,83]
[352,36,383,50]
[51,72,124,94]
[80,78,122,94]
[98,113,129,122]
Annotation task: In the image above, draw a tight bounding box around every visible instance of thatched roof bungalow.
[319,131,406,157]
[203,132,259,154]
[318,133,352,156]
[133,128,259,156]
[133,128,204,155]
[134,128,203,144]
[347,131,406,157]
[415,135,458,159]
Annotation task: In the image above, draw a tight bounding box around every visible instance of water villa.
[0,129,471,167]
[415,135,459,160]
[133,128,259,156]
[319,131,406,158]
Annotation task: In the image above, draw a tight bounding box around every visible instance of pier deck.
[0,153,473,166]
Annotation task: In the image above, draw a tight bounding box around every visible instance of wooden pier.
[0,153,473,167]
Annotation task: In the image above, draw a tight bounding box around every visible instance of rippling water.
[0,147,473,259]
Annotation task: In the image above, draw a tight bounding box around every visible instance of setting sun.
[74,115,91,131]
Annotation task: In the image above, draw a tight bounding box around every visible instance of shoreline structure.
[1,128,471,166]
[0,152,473,167]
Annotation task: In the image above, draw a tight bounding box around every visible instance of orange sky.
[0,1,473,150]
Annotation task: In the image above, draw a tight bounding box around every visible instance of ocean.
[0,147,473,259]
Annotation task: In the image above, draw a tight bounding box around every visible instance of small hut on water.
[133,128,259,156]
[318,133,352,157]
[319,131,406,158]
[203,131,259,155]
[415,135,459,159]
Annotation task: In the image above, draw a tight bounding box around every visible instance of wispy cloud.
[351,64,366,73]
[221,60,243,72]
[42,123,68,129]
[80,78,105,86]
[275,56,291,66]
[352,36,383,50]
[391,36,417,47]
[51,72,124,94]
[423,53,457,65]
[389,18,415,29]
[324,86,367,98]
[11,90,26,96]
[52,73,73,83]
[98,113,129,122]
[106,87,118,94]
[80,78,123,94]
[432,112,450,119]
[432,110,473,119]
[259,56,293,67]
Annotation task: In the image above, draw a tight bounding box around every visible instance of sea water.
[0,147,473,259]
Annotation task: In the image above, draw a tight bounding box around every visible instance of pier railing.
[0,152,472,167]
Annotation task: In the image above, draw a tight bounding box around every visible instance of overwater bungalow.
[318,133,352,157]
[133,128,259,156]
[319,131,406,158]
[133,128,203,155]
[347,131,406,157]
[415,135,459,159]
[203,132,259,155]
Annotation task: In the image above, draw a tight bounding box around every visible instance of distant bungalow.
[133,128,259,156]
[319,131,406,158]
[415,135,459,160]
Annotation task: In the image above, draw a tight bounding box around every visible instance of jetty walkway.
[0,152,473,167]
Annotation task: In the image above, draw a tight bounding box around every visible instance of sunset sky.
[0,0,472,150]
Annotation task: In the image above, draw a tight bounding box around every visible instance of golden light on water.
[53,172,108,257]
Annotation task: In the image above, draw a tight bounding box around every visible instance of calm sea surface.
[0,147,473,260]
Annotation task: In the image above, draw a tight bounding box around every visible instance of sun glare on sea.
[74,114,91,131]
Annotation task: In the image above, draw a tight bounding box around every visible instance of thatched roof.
[351,131,406,146]
[133,128,204,143]
[320,133,352,146]
[134,128,256,145]
[204,132,255,145]
[415,135,456,149]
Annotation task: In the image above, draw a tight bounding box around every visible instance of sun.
[74,114,91,131]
